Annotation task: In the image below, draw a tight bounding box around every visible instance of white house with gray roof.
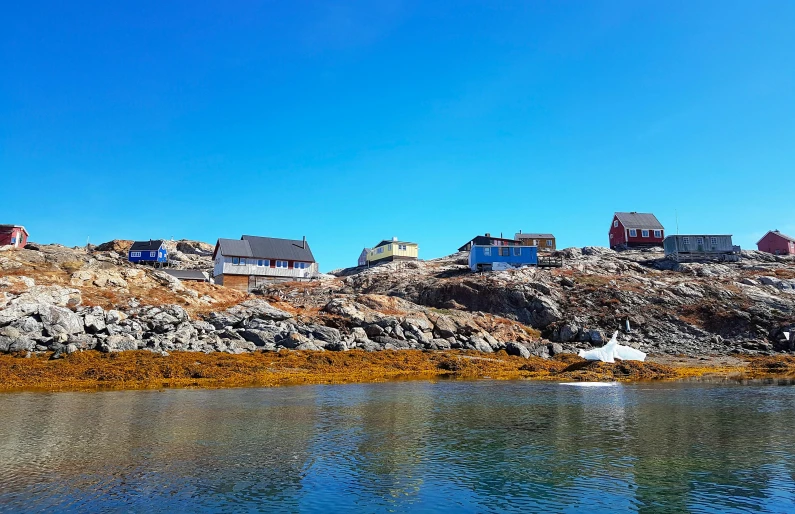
[212,235,318,291]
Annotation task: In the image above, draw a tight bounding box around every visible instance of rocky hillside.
[1,241,794,359]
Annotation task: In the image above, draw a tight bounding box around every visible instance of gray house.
[663,235,740,262]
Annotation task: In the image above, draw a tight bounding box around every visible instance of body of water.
[1,380,794,513]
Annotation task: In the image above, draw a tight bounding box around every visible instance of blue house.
[468,244,538,271]
[128,240,168,266]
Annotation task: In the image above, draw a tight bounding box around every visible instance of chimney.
[485,232,491,237]
[500,232,503,238]
[519,229,522,234]
[302,236,306,249]
[393,236,398,242]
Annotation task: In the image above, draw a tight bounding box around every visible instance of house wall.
[518,238,556,251]
[758,233,795,255]
[213,254,318,280]
[664,235,735,255]
[367,243,418,263]
[0,227,28,248]
[469,245,538,270]
[216,274,249,292]
[128,247,167,263]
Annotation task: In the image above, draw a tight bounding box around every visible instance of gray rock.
[433,315,458,338]
[83,306,107,334]
[240,329,279,346]
[505,342,531,359]
[38,305,84,336]
[468,336,493,353]
[547,342,564,356]
[364,324,384,337]
[310,325,341,343]
[100,334,139,352]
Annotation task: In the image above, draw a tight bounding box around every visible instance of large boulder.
[505,341,531,359]
[38,305,84,336]
[225,299,293,322]
[100,334,139,352]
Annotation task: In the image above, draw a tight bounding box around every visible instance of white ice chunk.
[578,331,646,362]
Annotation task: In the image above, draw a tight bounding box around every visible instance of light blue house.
[128,239,168,266]
[468,244,538,271]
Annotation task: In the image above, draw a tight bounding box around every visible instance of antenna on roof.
[675,209,679,236]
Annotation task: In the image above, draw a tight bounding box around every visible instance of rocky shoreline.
[1,241,794,362]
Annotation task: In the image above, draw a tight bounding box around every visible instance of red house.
[756,230,795,255]
[609,212,664,249]
[0,225,29,249]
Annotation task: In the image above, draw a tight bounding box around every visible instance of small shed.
[469,245,538,271]
[664,235,740,262]
[0,225,29,249]
[358,248,370,267]
[129,240,168,266]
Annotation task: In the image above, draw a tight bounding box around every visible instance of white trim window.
[150,251,157,257]
[613,220,619,228]
[629,229,637,237]
[398,244,407,251]
[513,247,521,256]
[257,259,270,267]
[275,260,289,268]
[294,262,307,269]
[239,258,246,265]
[546,240,552,247]
[484,247,492,256]
[131,252,142,258]
[654,230,662,238]
[642,230,649,237]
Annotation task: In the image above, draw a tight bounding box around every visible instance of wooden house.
[358,248,370,267]
[664,235,740,262]
[757,230,795,255]
[0,225,28,249]
[458,233,520,252]
[213,235,318,291]
[128,240,168,266]
[515,232,556,251]
[609,212,664,249]
[469,245,537,271]
[366,238,418,265]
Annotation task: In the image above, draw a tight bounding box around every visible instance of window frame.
[629,229,637,237]
[499,247,510,256]
[654,230,662,238]
[682,237,690,245]
[613,220,619,228]
[641,230,649,238]
[484,247,492,256]
[513,247,521,256]
[546,240,552,247]
[275,260,289,268]
[696,237,704,246]
[710,237,718,246]
[232,257,240,265]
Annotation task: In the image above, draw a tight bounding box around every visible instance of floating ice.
[559,382,619,387]
[578,331,646,363]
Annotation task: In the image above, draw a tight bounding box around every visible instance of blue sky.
[2,1,793,271]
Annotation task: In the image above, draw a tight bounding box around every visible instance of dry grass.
[2,350,790,393]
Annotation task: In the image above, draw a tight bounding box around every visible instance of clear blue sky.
[2,1,793,271]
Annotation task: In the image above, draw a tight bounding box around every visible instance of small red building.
[756,230,795,255]
[609,212,664,249]
[0,225,28,249]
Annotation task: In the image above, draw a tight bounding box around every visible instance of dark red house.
[0,225,28,249]
[609,212,664,249]
[757,230,795,255]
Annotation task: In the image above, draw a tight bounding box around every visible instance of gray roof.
[374,239,416,248]
[215,236,316,262]
[758,230,795,244]
[614,212,664,230]
[515,233,554,239]
[130,240,164,252]
[162,269,209,281]
[243,235,316,262]
[215,238,253,258]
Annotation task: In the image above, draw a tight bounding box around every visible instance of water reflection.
[1,381,795,513]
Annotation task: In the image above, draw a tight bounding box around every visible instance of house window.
[295,262,308,269]
[710,237,718,246]
[546,240,552,247]
[629,229,637,237]
[499,247,509,256]
[614,220,618,228]
[654,230,662,238]
[239,258,246,265]
[682,237,690,245]
[387,244,393,250]
[533,240,538,246]
[257,259,269,267]
[131,252,141,258]
[697,237,704,246]
[232,257,239,265]
[484,247,492,256]
[513,247,521,256]
[151,251,157,257]
[377,247,384,254]
[398,244,407,251]
[276,260,289,268]
[641,230,649,238]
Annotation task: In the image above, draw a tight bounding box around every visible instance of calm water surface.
[1,380,795,513]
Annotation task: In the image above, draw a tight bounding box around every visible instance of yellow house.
[366,238,419,264]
